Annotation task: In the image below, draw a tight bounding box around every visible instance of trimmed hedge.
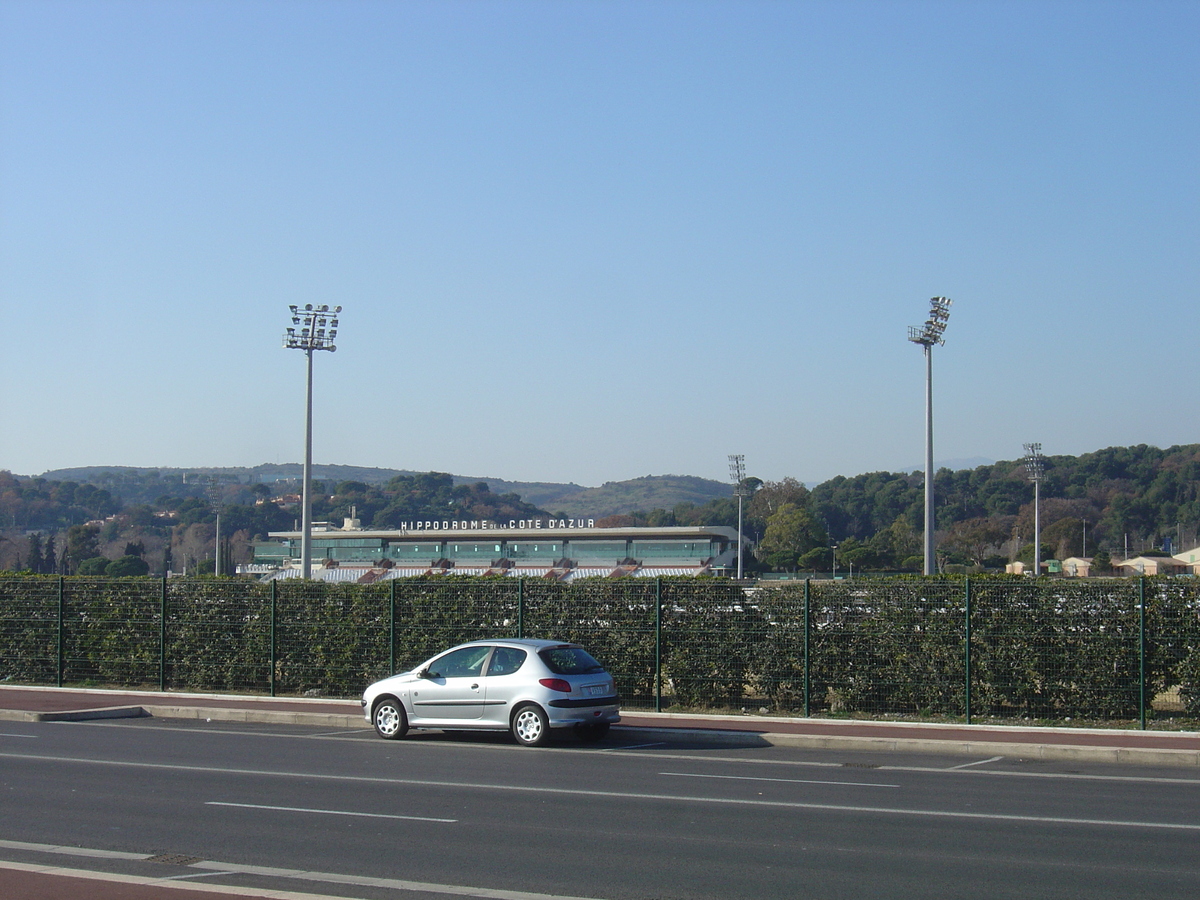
[1,574,1198,723]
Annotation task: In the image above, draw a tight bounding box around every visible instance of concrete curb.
[0,706,148,723]
[141,705,365,729]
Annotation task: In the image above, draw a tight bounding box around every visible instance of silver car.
[361,639,621,746]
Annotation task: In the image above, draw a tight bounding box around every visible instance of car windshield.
[539,646,605,675]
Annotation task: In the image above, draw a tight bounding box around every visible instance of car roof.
[453,638,579,651]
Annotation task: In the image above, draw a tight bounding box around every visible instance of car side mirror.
[419,668,435,679]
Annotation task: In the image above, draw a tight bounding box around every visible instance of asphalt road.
[2,716,1199,900]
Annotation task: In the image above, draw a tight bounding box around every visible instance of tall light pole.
[1024,442,1045,576]
[909,296,952,576]
[284,304,340,580]
[206,477,223,577]
[728,454,746,580]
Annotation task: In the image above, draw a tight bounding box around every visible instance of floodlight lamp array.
[728,454,745,482]
[908,296,953,347]
[1023,442,1045,481]
[729,454,749,497]
[284,304,342,352]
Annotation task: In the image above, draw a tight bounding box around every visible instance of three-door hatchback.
[362,639,621,746]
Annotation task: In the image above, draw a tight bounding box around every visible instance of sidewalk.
[3,684,1199,767]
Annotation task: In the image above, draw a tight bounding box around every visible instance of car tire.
[372,697,409,740]
[511,703,550,747]
[574,722,610,742]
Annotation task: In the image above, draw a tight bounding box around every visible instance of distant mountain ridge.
[34,464,727,519]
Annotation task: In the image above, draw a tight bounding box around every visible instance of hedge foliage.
[2,575,1199,723]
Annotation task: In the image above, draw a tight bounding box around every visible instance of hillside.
[535,475,734,519]
[32,465,721,519]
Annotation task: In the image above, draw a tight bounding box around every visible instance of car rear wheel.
[574,722,610,742]
[372,697,408,740]
[511,703,550,746]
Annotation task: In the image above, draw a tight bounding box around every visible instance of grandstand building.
[249,514,743,582]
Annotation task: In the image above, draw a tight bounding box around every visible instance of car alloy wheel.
[511,703,549,746]
[373,697,408,740]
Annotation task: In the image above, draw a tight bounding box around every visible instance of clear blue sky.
[1,0,1196,488]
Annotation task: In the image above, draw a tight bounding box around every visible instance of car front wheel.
[511,704,550,747]
[373,697,408,740]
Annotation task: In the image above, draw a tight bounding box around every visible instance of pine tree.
[26,534,43,574]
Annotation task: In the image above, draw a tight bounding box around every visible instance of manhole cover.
[145,853,205,866]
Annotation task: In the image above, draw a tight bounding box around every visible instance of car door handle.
[471,684,479,690]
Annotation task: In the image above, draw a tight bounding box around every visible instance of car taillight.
[539,678,572,693]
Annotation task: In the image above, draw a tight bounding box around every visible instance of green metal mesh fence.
[0,576,59,685]
[2,574,1199,726]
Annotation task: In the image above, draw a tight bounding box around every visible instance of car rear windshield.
[539,646,605,675]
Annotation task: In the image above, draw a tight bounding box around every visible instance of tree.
[748,478,810,524]
[756,503,827,570]
[65,525,100,574]
[26,534,43,574]
[1039,516,1085,559]
[76,556,110,575]
[105,555,150,577]
[799,546,833,571]
[43,535,58,574]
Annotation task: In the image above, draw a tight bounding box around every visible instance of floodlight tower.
[728,454,746,580]
[908,296,952,576]
[206,477,223,577]
[284,304,341,580]
[1023,443,1045,576]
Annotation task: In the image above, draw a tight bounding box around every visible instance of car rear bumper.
[547,702,620,728]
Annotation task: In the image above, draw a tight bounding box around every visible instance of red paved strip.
[0,866,269,900]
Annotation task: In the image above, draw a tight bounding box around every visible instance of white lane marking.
[602,742,665,751]
[4,751,1200,833]
[949,756,1004,770]
[0,732,37,738]
[598,749,1200,786]
[207,801,456,823]
[0,853,604,899]
[661,771,899,788]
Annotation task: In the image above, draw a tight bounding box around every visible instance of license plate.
[585,684,608,696]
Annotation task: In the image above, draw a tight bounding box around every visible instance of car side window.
[431,646,490,679]
[486,647,527,677]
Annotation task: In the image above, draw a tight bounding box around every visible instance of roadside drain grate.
[145,853,205,866]
[842,763,881,768]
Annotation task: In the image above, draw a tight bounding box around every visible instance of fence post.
[1139,576,1147,730]
[389,578,396,676]
[518,577,524,639]
[57,575,64,688]
[159,576,167,692]
[803,578,811,718]
[270,579,277,698]
[655,577,663,712]
[964,576,972,725]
